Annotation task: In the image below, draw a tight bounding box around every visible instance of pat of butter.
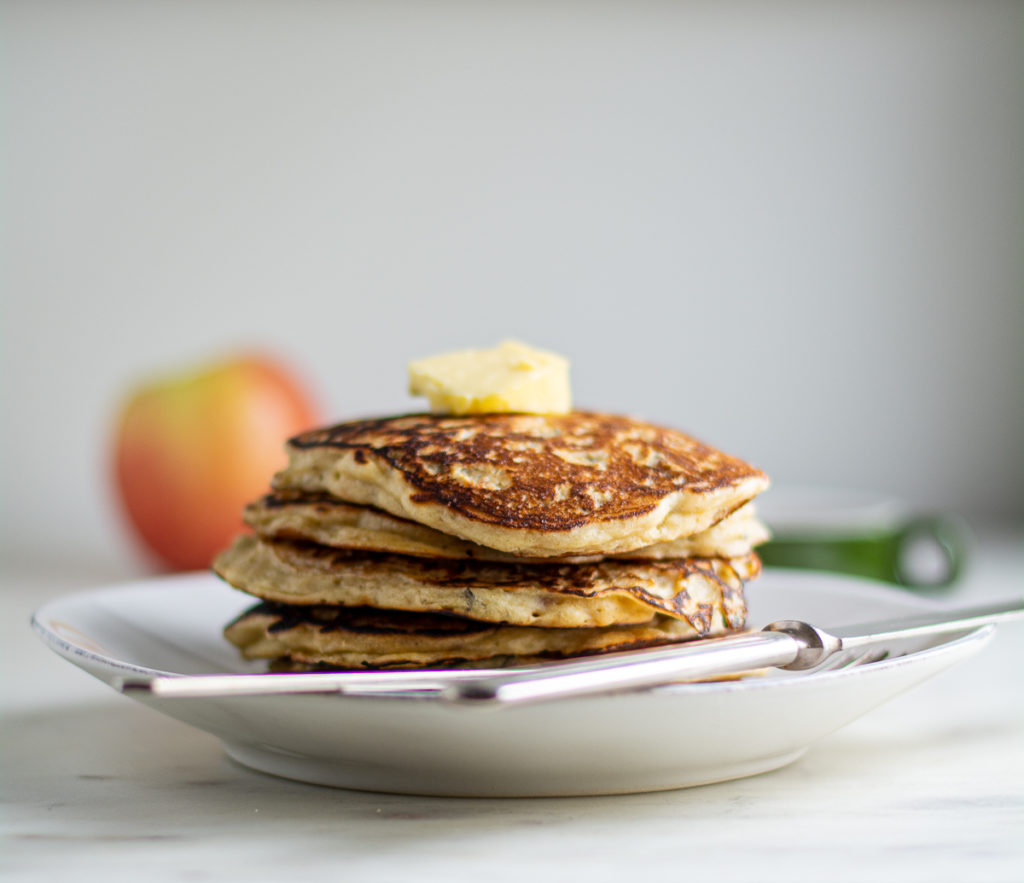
[409,340,571,416]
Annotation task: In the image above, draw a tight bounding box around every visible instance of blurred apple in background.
[113,354,318,571]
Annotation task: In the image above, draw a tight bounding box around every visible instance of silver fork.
[121,598,1023,707]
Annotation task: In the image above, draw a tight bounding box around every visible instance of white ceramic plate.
[31,570,992,797]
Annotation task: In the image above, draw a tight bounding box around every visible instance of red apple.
[114,354,318,571]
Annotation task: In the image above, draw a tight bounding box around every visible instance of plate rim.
[30,568,995,698]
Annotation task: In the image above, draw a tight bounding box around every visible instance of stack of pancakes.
[214,411,770,671]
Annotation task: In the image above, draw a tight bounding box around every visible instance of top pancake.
[272,411,769,557]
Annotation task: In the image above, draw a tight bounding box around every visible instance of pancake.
[225,602,742,670]
[213,533,756,630]
[244,492,770,561]
[271,411,769,558]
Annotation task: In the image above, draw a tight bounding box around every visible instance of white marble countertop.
[3,526,1022,883]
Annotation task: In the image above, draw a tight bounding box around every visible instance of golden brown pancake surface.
[213,534,755,631]
[245,492,769,561]
[272,411,769,557]
[224,601,741,670]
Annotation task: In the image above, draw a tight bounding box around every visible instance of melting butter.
[408,340,571,416]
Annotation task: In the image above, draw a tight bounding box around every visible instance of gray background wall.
[3,1,1021,568]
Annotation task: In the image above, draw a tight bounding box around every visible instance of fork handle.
[441,630,802,707]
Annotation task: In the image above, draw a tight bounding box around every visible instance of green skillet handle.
[759,514,967,589]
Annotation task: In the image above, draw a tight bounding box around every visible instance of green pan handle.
[758,514,967,589]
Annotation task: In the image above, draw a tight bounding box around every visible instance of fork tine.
[806,648,892,673]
